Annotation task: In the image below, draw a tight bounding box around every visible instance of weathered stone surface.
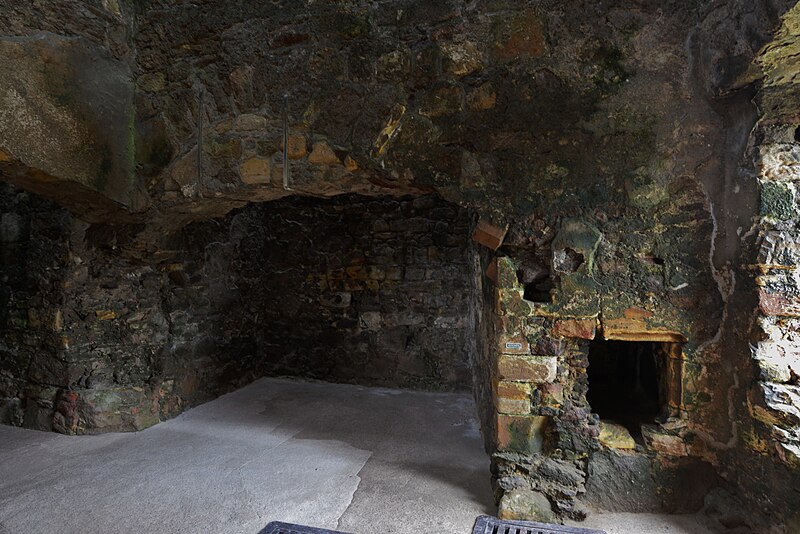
[239,157,271,185]
[760,289,800,317]
[598,421,636,450]
[497,414,549,454]
[552,318,596,340]
[496,381,531,415]
[307,141,340,165]
[498,334,530,355]
[472,220,508,251]
[0,34,148,220]
[2,0,800,528]
[585,449,661,512]
[285,135,307,160]
[498,488,554,522]
[497,355,557,383]
[641,426,688,457]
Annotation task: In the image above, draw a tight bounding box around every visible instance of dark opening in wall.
[587,339,663,436]
[522,278,553,303]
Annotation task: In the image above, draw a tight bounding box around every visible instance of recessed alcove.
[587,339,674,437]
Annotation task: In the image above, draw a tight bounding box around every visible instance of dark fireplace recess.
[587,339,663,436]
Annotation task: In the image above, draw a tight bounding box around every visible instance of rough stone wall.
[0,183,71,429]
[179,194,479,391]
[3,0,800,529]
[1,186,484,433]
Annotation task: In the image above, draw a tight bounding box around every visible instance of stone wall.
[3,0,800,530]
[0,183,71,428]
[1,186,486,433]
[179,193,480,391]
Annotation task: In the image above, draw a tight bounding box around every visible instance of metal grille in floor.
[472,515,606,534]
[258,517,606,534]
[258,522,347,534]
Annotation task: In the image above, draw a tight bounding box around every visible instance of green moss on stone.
[760,181,797,221]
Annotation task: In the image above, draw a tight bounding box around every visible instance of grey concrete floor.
[0,378,493,534]
[0,378,716,534]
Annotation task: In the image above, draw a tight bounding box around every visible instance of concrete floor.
[0,378,716,534]
[0,378,494,534]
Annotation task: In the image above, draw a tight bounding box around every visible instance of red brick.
[472,219,508,250]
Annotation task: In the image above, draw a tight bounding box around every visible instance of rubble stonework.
[2,0,800,531]
[0,189,484,432]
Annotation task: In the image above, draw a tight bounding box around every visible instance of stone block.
[753,341,800,383]
[233,113,267,131]
[472,219,508,250]
[239,157,271,185]
[359,311,381,330]
[498,355,557,383]
[498,488,554,522]
[284,134,307,159]
[95,310,117,321]
[553,317,596,339]
[599,421,636,450]
[308,141,340,165]
[493,10,546,61]
[498,334,530,355]
[495,257,519,288]
[539,383,564,409]
[641,425,688,456]
[497,414,549,453]
[760,289,800,317]
[441,40,483,77]
[496,288,532,316]
[497,381,531,414]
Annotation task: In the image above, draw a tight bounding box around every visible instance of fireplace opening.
[587,339,663,436]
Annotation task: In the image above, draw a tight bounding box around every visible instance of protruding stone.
[498,488,555,522]
[473,219,508,250]
[494,256,519,288]
[497,381,531,415]
[344,155,359,172]
[233,114,267,131]
[599,421,636,450]
[642,425,688,456]
[498,355,557,383]
[553,318,596,340]
[441,40,483,76]
[239,157,271,185]
[496,288,532,316]
[308,141,340,165]
[284,134,307,159]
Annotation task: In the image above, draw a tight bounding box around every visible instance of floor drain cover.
[258,522,351,534]
[473,516,606,534]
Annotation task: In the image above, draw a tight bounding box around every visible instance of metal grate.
[258,522,351,534]
[473,516,606,534]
